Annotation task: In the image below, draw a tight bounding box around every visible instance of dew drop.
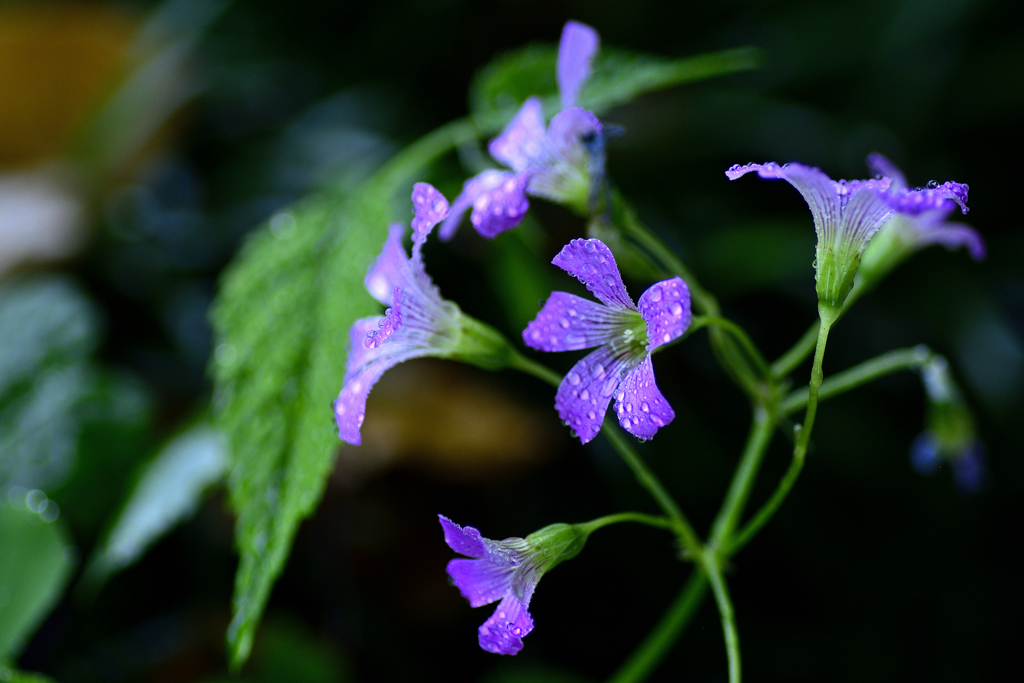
[649,285,663,302]
[584,241,596,253]
[568,372,582,385]
[559,317,570,328]
[587,410,596,419]
[641,402,650,412]
[580,389,590,401]
[669,302,683,316]
[591,362,605,378]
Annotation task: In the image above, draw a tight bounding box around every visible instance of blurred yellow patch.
[336,360,561,486]
[0,3,137,168]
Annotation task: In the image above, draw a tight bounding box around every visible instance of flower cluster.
[441,21,604,240]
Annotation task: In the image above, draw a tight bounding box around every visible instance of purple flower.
[523,238,690,444]
[333,183,459,445]
[860,154,982,278]
[440,21,603,240]
[726,161,897,308]
[439,515,588,655]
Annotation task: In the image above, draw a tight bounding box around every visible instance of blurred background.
[1,0,1022,681]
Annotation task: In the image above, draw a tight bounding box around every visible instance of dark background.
[3,0,1022,680]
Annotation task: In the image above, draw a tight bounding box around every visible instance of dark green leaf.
[470,44,761,130]
[211,119,476,668]
[0,499,74,661]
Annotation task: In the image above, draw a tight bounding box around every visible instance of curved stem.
[729,307,833,555]
[581,512,675,534]
[602,426,703,555]
[506,349,564,388]
[708,409,776,548]
[689,316,771,380]
[703,552,741,683]
[607,571,708,683]
[780,345,933,415]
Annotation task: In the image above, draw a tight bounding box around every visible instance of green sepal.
[522,523,591,574]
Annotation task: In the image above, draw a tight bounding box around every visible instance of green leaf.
[83,422,227,589]
[211,119,476,669]
[470,44,761,130]
[0,667,57,683]
[0,498,74,661]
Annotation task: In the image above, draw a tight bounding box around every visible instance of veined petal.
[488,97,547,173]
[886,184,969,216]
[447,558,514,608]
[523,292,635,352]
[727,162,841,245]
[438,515,490,559]
[334,318,434,445]
[470,171,530,238]
[613,355,674,440]
[558,20,599,109]
[866,153,907,189]
[914,216,986,260]
[552,238,634,310]
[637,277,691,351]
[410,182,450,255]
[478,594,534,655]
[364,223,408,305]
[527,107,602,206]
[838,186,894,252]
[556,344,637,444]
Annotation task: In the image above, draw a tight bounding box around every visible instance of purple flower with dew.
[910,433,987,495]
[861,154,983,273]
[440,20,603,240]
[726,161,897,308]
[523,238,690,444]
[334,183,459,445]
[439,515,588,655]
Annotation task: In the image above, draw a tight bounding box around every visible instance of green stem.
[708,409,776,548]
[780,345,933,415]
[702,552,742,683]
[606,572,708,683]
[728,307,834,555]
[506,349,565,388]
[580,512,675,534]
[602,426,703,556]
[689,316,771,381]
[771,320,818,379]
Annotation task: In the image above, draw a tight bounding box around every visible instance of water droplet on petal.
[649,285,663,302]
[669,302,683,316]
[587,410,596,419]
[641,402,650,412]
[580,389,590,401]
[559,317,570,328]
[591,362,605,378]
[568,372,581,385]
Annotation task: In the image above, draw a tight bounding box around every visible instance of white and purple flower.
[440,21,603,240]
[439,515,588,655]
[334,183,459,445]
[523,238,690,444]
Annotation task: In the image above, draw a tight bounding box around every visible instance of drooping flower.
[859,153,981,284]
[439,514,588,655]
[334,183,518,445]
[726,161,897,311]
[523,238,690,444]
[909,355,986,494]
[440,21,603,240]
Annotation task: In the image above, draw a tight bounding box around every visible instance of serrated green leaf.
[211,119,476,669]
[0,500,74,661]
[471,44,761,130]
[83,422,227,588]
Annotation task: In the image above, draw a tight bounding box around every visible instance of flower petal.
[613,355,675,440]
[522,292,634,352]
[470,172,530,238]
[915,217,986,260]
[551,238,634,310]
[410,182,450,253]
[447,558,514,608]
[438,515,489,559]
[478,594,534,655]
[555,344,636,444]
[335,318,433,445]
[866,153,907,189]
[364,223,408,305]
[488,97,547,173]
[637,277,691,351]
[838,186,894,252]
[727,162,841,245]
[557,20,599,109]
